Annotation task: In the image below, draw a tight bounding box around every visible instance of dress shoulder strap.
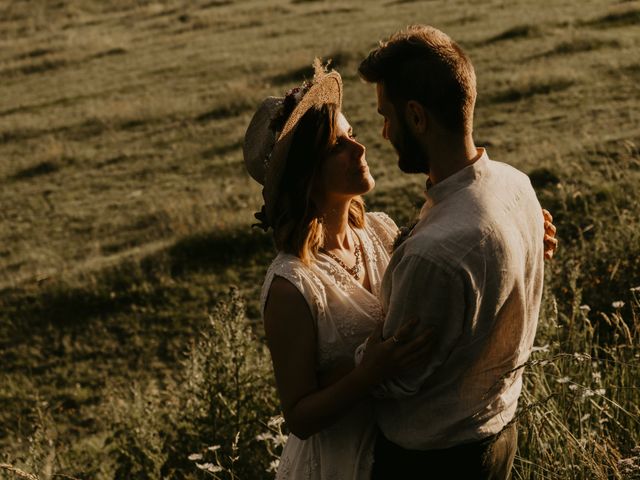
[260,253,326,327]
[366,211,400,254]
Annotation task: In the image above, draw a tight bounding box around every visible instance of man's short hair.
[359,25,477,135]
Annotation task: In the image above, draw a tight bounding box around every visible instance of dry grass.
[1,0,639,478]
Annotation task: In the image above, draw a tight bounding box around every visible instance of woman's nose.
[350,138,365,157]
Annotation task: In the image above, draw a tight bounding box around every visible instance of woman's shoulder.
[260,252,325,319]
[365,211,399,233]
[364,211,399,252]
[265,252,309,281]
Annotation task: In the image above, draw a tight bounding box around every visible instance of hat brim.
[263,71,343,225]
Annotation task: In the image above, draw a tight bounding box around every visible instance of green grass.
[1,0,639,478]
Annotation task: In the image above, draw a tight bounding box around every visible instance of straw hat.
[243,59,343,227]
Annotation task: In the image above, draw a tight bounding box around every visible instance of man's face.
[376,84,428,174]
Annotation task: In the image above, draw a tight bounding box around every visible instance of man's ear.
[404,100,427,134]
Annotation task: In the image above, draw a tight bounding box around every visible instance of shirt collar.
[421,148,489,214]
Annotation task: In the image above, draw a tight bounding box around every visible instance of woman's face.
[314,112,375,201]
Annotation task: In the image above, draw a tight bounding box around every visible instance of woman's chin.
[362,175,375,194]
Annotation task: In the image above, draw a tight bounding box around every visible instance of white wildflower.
[207,445,221,452]
[256,432,274,442]
[573,352,589,362]
[579,304,591,313]
[581,388,595,399]
[188,453,203,461]
[273,433,288,447]
[268,415,285,428]
[595,388,606,396]
[592,371,601,381]
[569,384,579,391]
[196,463,224,473]
[267,459,280,473]
[532,344,550,353]
[618,456,640,475]
[630,286,640,293]
[612,300,625,309]
[580,413,591,423]
[556,376,571,384]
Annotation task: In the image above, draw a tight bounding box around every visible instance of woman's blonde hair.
[270,103,365,265]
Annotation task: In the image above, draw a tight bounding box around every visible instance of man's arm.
[369,254,467,398]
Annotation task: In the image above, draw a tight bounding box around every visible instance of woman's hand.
[542,208,558,260]
[359,318,434,385]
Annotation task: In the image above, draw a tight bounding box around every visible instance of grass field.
[1,0,639,478]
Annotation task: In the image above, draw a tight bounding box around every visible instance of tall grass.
[514,288,640,479]
[105,287,280,479]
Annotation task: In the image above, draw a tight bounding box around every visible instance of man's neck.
[427,133,478,185]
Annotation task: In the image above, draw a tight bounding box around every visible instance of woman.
[243,61,557,478]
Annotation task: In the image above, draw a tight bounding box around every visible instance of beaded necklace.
[320,230,363,280]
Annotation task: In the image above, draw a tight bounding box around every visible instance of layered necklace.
[320,228,364,281]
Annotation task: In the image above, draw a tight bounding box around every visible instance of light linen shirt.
[369,149,545,450]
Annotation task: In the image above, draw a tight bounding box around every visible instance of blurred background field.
[0,0,639,478]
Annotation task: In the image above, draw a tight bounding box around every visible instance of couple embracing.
[243,25,557,479]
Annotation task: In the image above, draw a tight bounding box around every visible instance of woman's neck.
[318,199,352,250]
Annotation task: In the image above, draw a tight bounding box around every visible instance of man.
[356,25,546,478]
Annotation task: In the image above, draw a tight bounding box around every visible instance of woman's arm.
[264,275,430,439]
[264,276,372,439]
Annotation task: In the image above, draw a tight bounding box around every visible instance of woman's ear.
[405,100,427,134]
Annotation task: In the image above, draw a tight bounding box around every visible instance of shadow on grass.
[582,7,640,29]
[201,139,243,159]
[12,47,56,61]
[90,48,127,60]
[0,226,274,334]
[11,161,60,181]
[488,78,575,104]
[201,0,234,7]
[165,227,273,276]
[482,24,542,44]
[385,0,436,5]
[528,38,622,60]
[195,97,254,122]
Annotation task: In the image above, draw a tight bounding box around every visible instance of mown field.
[1,0,639,478]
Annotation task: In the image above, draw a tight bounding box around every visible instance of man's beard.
[393,115,429,174]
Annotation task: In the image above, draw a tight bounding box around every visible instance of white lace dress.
[260,212,399,480]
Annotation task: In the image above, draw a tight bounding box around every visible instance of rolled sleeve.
[373,254,466,398]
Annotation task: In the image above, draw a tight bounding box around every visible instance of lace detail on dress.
[320,256,358,294]
[261,217,393,479]
[260,253,326,329]
[366,211,399,253]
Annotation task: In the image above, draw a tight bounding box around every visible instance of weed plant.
[105,288,280,479]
